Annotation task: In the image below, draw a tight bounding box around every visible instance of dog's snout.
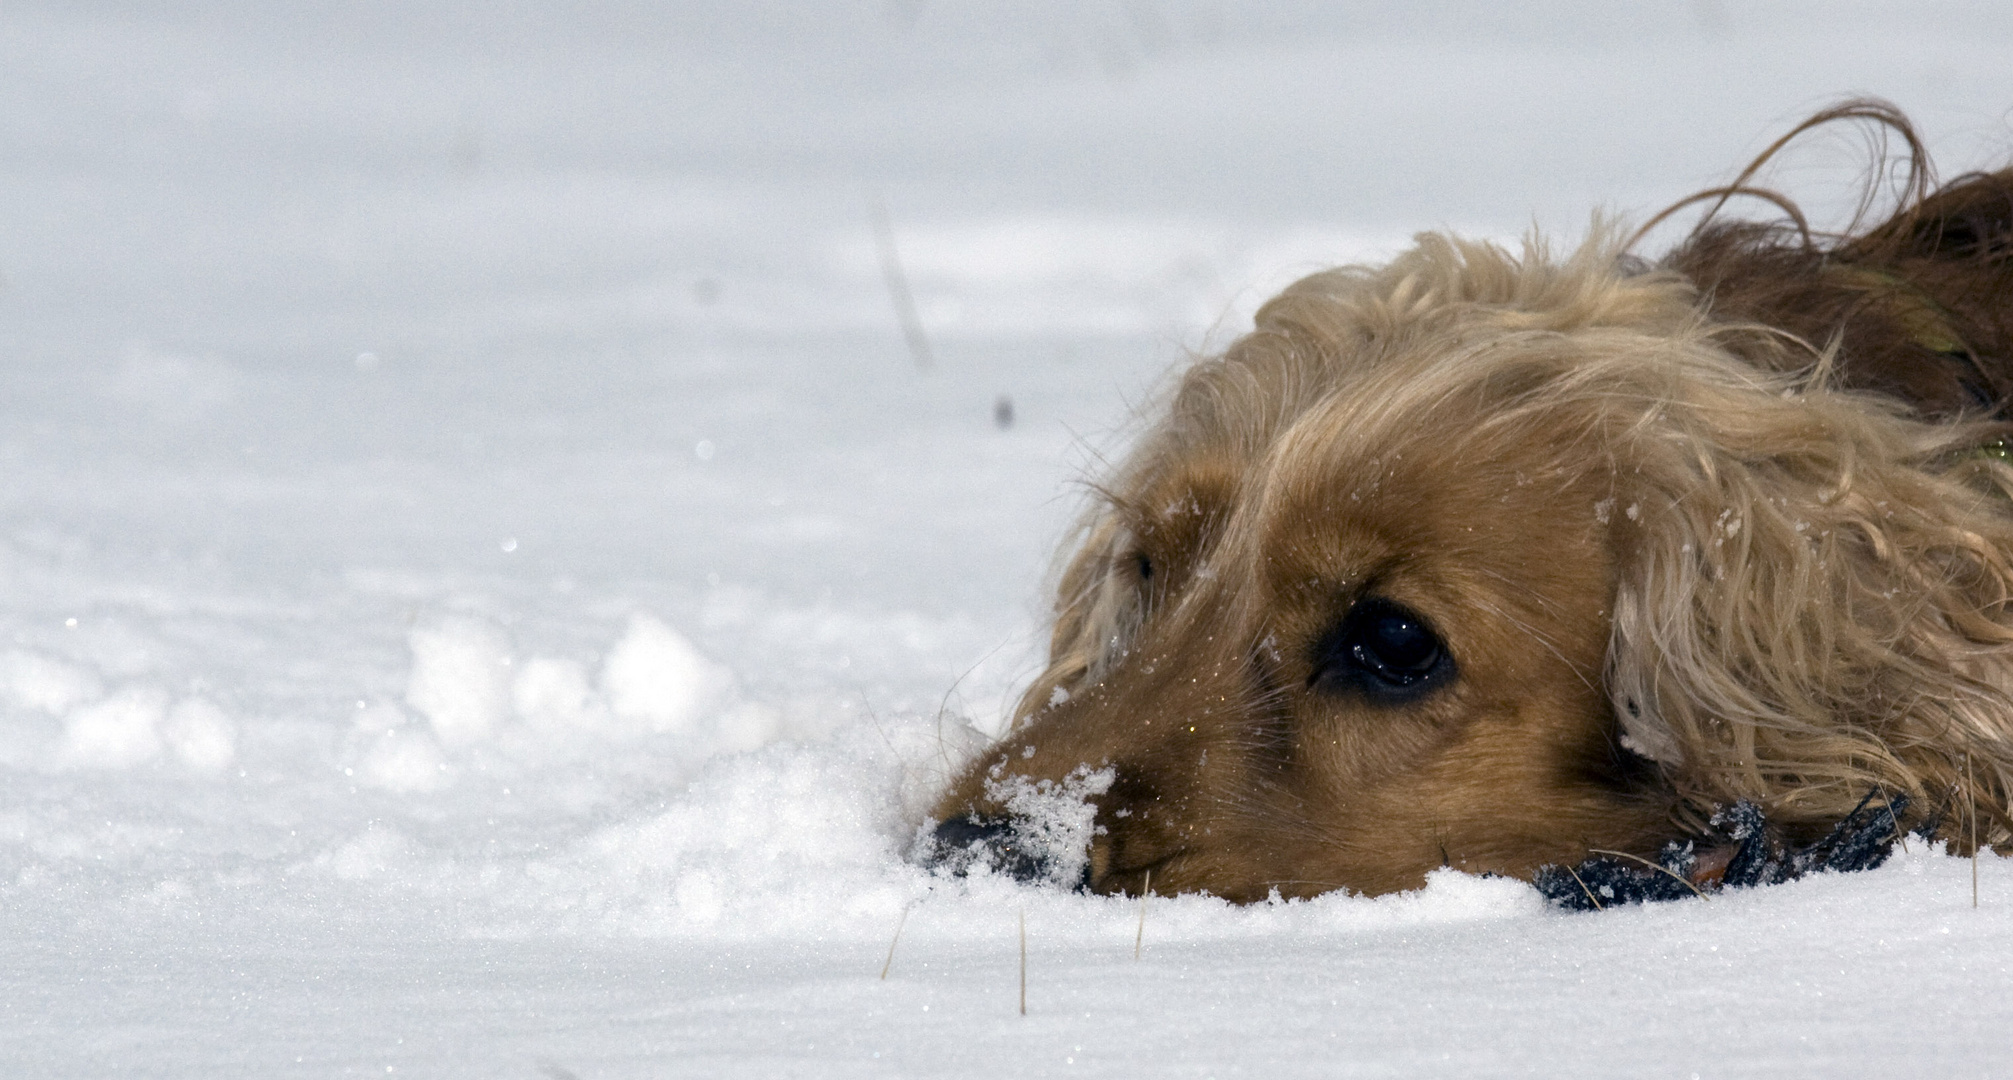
[929,815,1017,855]
[924,815,1090,889]
[925,815,1044,882]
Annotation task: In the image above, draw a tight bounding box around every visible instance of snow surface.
[4,2,2013,1076]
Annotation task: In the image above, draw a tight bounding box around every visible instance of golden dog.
[931,102,2013,902]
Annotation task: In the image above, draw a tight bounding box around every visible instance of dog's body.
[932,103,2013,901]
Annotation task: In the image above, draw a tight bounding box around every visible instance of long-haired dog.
[930,102,2013,904]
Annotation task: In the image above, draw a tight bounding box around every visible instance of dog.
[929,101,2013,903]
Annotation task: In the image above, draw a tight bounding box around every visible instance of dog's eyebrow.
[1463,572,1602,692]
[1107,472,1229,534]
[1471,565,1575,619]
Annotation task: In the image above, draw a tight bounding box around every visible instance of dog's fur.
[932,102,2013,901]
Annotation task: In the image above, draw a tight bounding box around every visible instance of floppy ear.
[1605,372,2013,848]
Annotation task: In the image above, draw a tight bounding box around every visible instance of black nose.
[925,815,1086,888]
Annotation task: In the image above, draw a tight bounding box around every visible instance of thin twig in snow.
[1969,753,1979,909]
[870,197,934,371]
[1018,907,1028,1016]
[1564,865,1603,911]
[880,902,912,980]
[1134,869,1151,960]
[1586,848,1710,901]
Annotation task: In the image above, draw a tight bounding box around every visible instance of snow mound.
[391,609,761,787]
[0,648,237,773]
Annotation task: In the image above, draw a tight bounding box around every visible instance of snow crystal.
[979,762,1116,889]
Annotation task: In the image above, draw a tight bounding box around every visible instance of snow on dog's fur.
[931,101,2013,901]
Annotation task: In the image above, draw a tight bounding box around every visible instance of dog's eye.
[1134,552,1153,581]
[1357,611,1437,675]
[1310,599,1453,700]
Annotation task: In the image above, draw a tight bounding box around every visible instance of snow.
[3,1,2013,1075]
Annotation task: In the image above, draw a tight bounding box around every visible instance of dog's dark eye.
[1358,611,1437,675]
[1135,552,1153,581]
[1310,598,1453,701]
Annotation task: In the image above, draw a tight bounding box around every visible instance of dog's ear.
[1604,378,2013,847]
[1635,127,2013,844]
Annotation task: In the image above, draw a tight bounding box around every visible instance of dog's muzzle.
[922,815,1092,889]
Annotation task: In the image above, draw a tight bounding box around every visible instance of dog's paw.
[1535,791,1916,911]
[1533,839,1709,911]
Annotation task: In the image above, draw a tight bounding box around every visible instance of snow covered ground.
[3,2,2013,1075]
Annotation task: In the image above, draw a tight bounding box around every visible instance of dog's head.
[932,229,2013,901]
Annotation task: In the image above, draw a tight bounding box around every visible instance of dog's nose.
[931,814,1014,852]
[929,815,1043,881]
[926,815,1088,888]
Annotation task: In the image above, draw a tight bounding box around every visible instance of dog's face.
[931,229,2013,899]
[928,119,2013,899]
[933,336,1682,900]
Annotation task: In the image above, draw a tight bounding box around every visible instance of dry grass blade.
[880,902,912,980]
[1970,753,1980,909]
[1876,787,1908,854]
[1018,907,1028,1016]
[1564,865,1603,911]
[1134,869,1151,960]
[869,196,935,371]
[1586,848,1710,901]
